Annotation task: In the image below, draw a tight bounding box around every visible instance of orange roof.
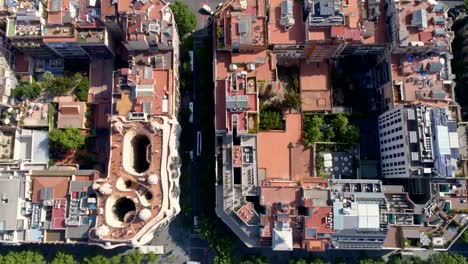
[300,62,332,112]
[258,114,302,179]
[304,207,333,234]
[101,0,116,17]
[300,62,330,91]
[343,0,359,28]
[231,50,267,64]
[32,176,70,203]
[308,28,329,41]
[268,0,305,44]
[57,101,86,128]
[260,186,301,207]
[331,26,345,38]
[419,32,433,43]
[305,240,327,251]
[47,0,70,25]
[117,0,132,13]
[301,91,332,111]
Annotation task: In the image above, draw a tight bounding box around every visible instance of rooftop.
[391,54,454,105]
[13,129,49,167]
[258,114,302,180]
[32,176,70,203]
[0,177,22,231]
[300,61,332,112]
[57,100,87,129]
[394,1,451,47]
[118,64,173,116]
[268,0,305,44]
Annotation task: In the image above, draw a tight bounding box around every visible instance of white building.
[378,105,459,179]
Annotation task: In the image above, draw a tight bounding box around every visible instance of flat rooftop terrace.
[300,62,332,111]
[258,114,301,180]
[268,0,305,44]
[391,54,452,105]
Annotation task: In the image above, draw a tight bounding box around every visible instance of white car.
[202,4,214,15]
[197,131,202,157]
[189,102,193,123]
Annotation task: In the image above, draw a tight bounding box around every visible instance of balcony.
[76,30,105,43]
[6,19,41,37]
[42,26,74,38]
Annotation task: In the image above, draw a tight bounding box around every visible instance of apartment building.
[378,105,460,179]
[330,180,388,250]
[85,0,181,248]
[5,0,114,61]
[0,0,181,249]
[0,168,101,244]
[214,0,464,252]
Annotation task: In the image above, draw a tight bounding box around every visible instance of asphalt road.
[166,0,224,35]
[187,33,212,263]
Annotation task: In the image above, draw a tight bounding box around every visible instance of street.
[165,0,224,36]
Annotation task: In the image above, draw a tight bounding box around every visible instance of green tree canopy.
[343,124,360,143]
[12,81,42,100]
[146,252,159,264]
[331,113,349,133]
[123,250,144,264]
[282,89,302,111]
[330,113,360,143]
[303,114,325,145]
[83,255,111,264]
[170,0,197,37]
[51,252,77,264]
[387,255,423,264]
[427,252,468,264]
[1,251,46,264]
[73,73,90,102]
[49,128,86,150]
[357,258,386,264]
[260,110,283,131]
[110,255,122,264]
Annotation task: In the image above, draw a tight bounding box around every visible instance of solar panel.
[40,187,53,201]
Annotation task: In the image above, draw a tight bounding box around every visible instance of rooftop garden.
[258,66,301,131]
[11,72,90,102]
[303,113,360,145]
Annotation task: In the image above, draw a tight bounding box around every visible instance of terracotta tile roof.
[32,176,70,203]
[419,32,433,43]
[304,207,333,234]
